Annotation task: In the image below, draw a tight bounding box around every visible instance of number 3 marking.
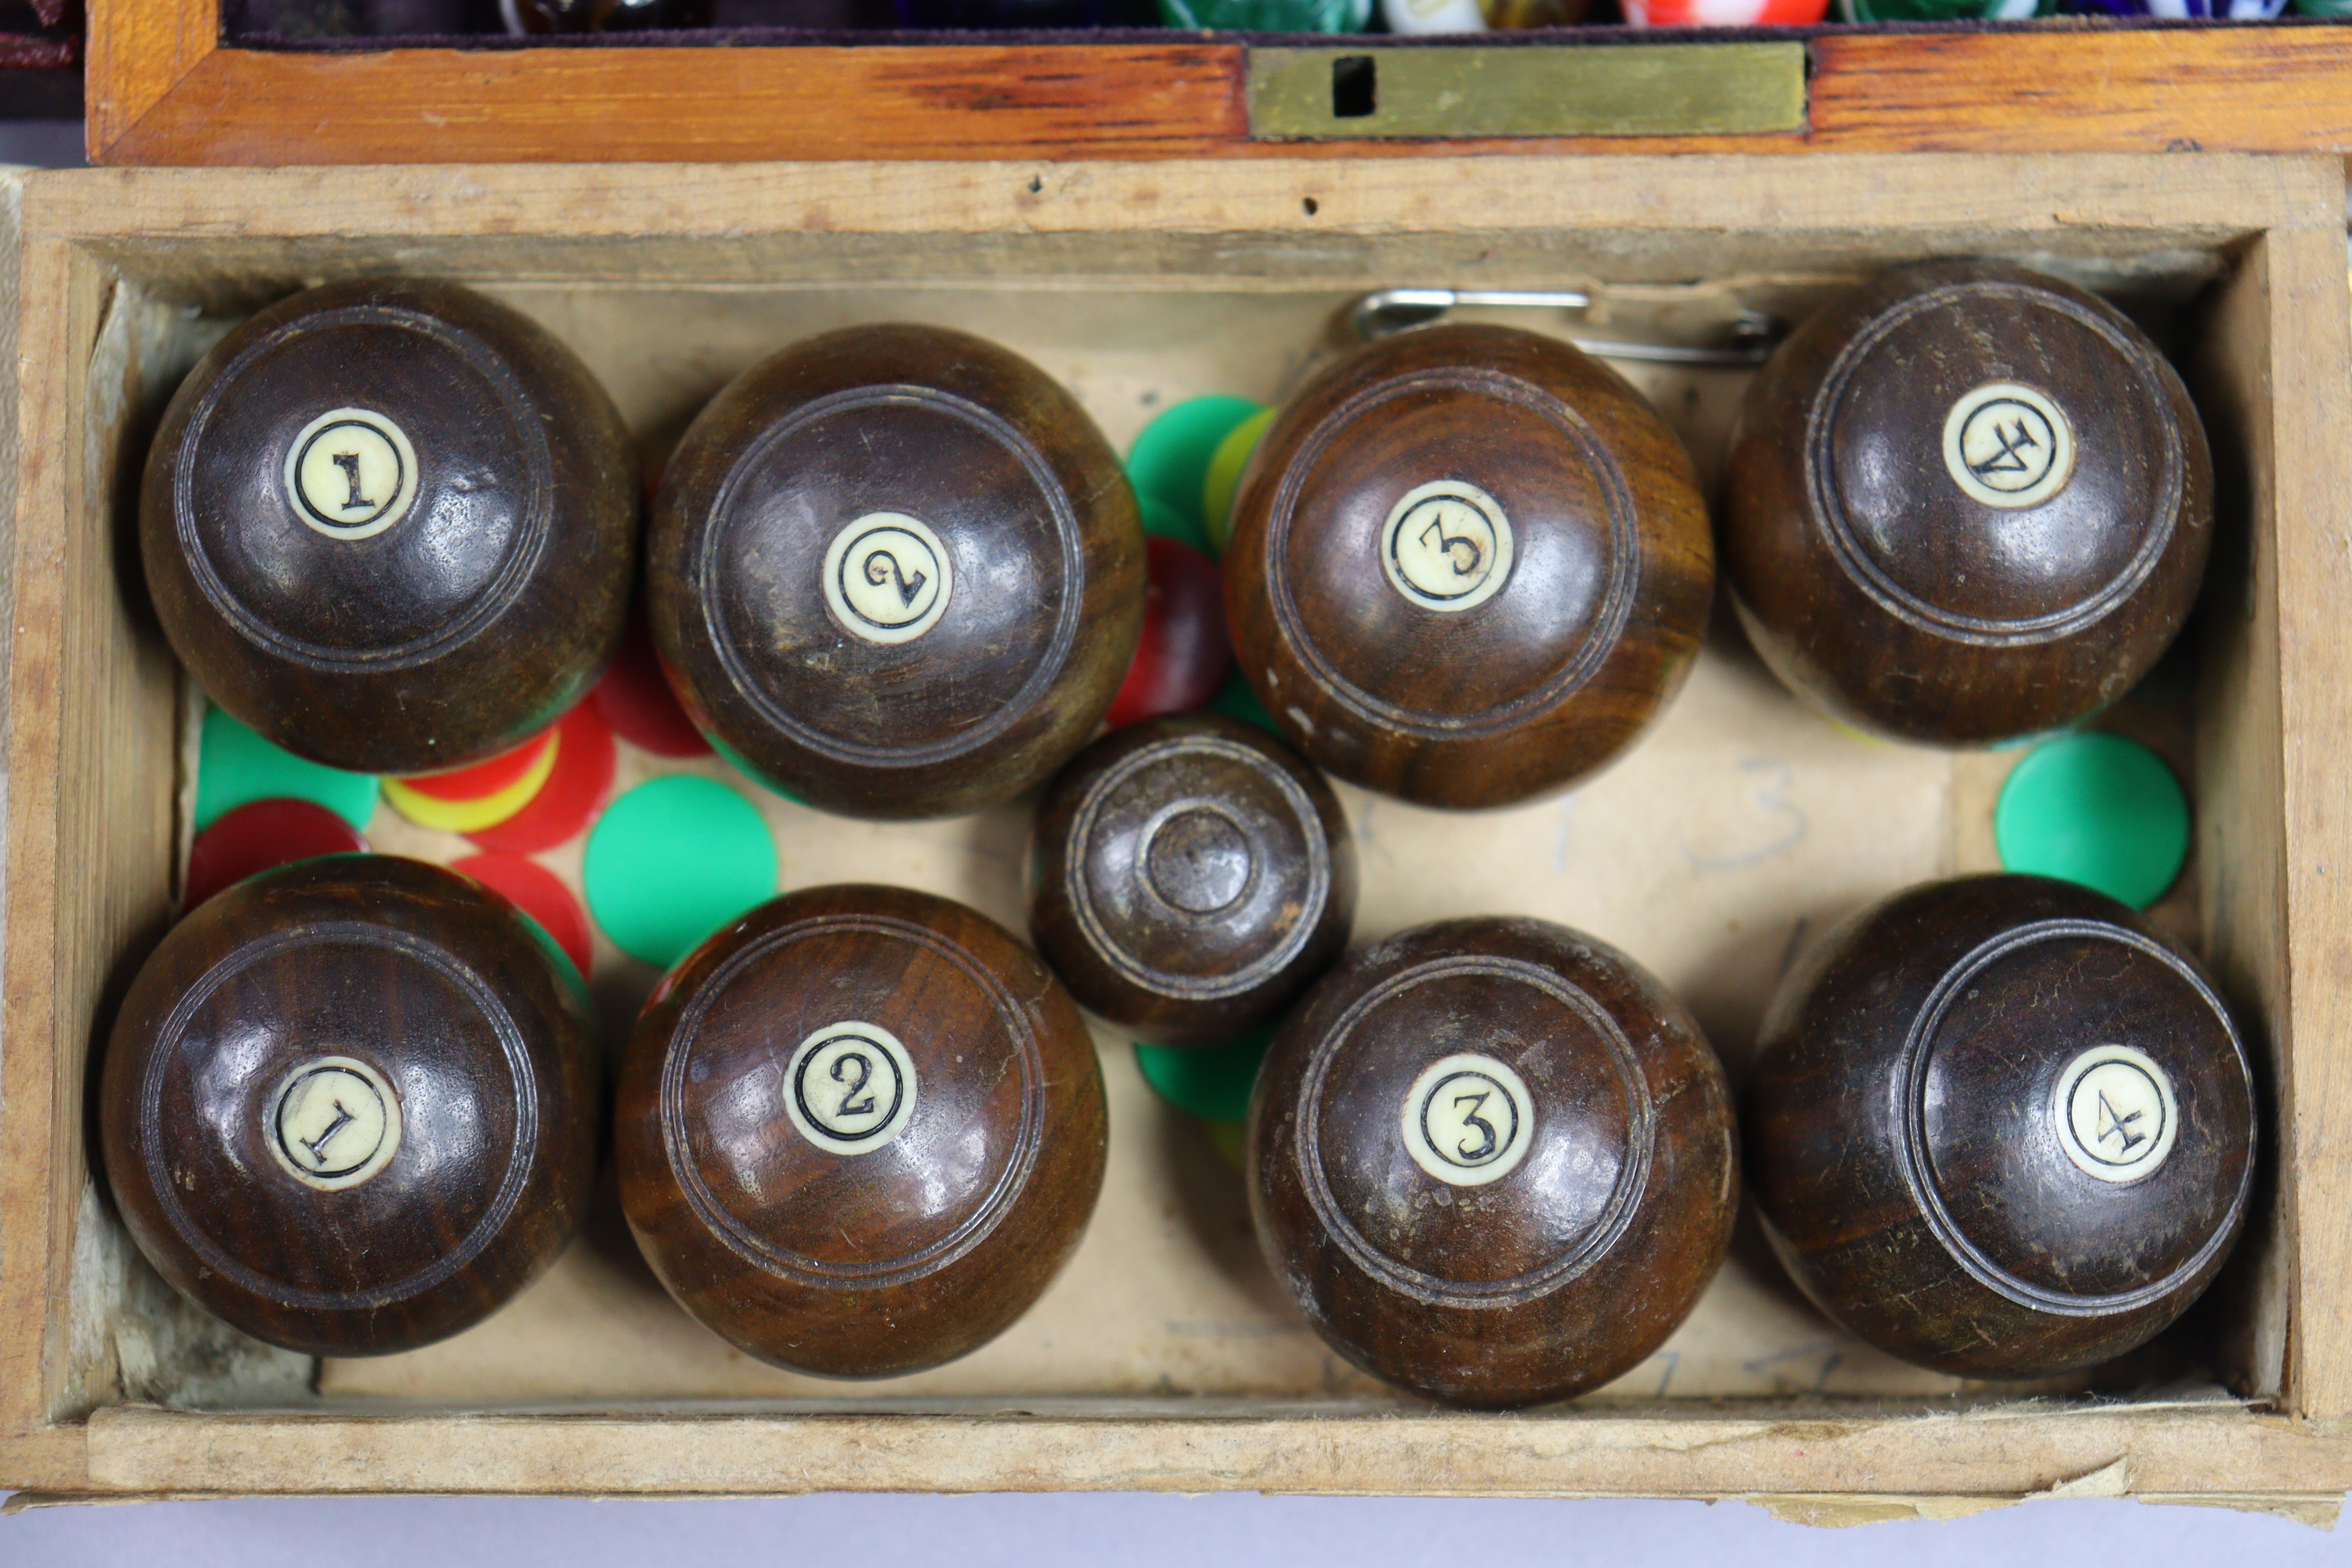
[1680,758,1808,873]
[1417,511,1484,577]
[1451,1089,1498,1162]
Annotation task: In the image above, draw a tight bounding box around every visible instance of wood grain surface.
[95,855,601,1358]
[615,884,1109,1378]
[1249,915,1737,1407]
[1723,260,2213,746]
[649,323,1144,819]
[1029,711,1355,1047]
[139,277,637,775]
[77,8,2352,166]
[1226,323,1713,809]
[1746,873,2255,1379]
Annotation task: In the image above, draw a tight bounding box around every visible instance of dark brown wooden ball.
[1745,873,2255,1379]
[1028,712,1357,1048]
[1223,324,1713,811]
[615,883,1109,1377]
[1721,262,2215,746]
[1248,916,1737,1407]
[96,855,601,1358]
[139,278,638,776]
[648,325,1146,821]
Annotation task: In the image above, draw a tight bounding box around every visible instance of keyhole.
[1331,55,1376,119]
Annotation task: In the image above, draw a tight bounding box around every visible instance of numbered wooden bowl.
[1721,262,2214,745]
[648,325,1146,819]
[615,883,1110,1377]
[96,855,601,1357]
[1745,873,2256,1378]
[1248,915,1738,1407]
[1223,324,1713,811]
[140,279,638,775]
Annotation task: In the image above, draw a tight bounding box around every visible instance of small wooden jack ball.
[1745,874,2255,1378]
[97,855,600,1358]
[141,278,638,776]
[1722,262,2214,746]
[1029,711,1357,1048]
[1249,916,1737,1407]
[1223,324,1713,811]
[616,884,1109,1377]
[649,325,1146,820]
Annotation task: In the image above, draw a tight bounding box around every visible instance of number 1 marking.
[302,1100,355,1164]
[331,452,373,511]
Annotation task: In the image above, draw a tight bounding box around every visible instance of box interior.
[38,209,2284,1423]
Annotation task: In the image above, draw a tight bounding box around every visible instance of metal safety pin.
[1347,288,1781,367]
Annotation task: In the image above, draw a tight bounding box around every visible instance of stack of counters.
[195,705,378,837]
[1994,731,2191,912]
[583,775,778,969]
[1134,1031,1275,1170]
[1382,0,1487,32]
[383,726,562,834]
[1126,396,1265,557]
[465,701,618,855]
[1105,537,1233,730]
[184,799,368,912]
[1112,398,1272,730]
[1158,0,1370,29]
[2066,0,2281,11]
[1630,0,1825,17]
[591,605,713,759]
[1840,0,2041,14]
[1203,408,1277,557]
[1484,0,1586,20]
[452,851,596,982]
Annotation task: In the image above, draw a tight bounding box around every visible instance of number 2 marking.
[864,550,927,607]
[831,1051,877,1117]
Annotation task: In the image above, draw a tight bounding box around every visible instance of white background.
[0,1489,2345,1564]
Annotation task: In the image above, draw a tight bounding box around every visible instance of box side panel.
[0,230,97,1483]
[76,1403,2352,1501]
[0,172,18,765]
[2265,221,2352,1420]
[33,154,2330,276]
[75,32,2352,168]
[0,226,296,1491]
[2191,234,2294,1406]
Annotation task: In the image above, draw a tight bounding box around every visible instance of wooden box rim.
[85,0,2352,166]
[5,153,2350,1509]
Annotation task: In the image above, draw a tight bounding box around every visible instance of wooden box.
[4,154,2350,1515]
[84,0,2352,166]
